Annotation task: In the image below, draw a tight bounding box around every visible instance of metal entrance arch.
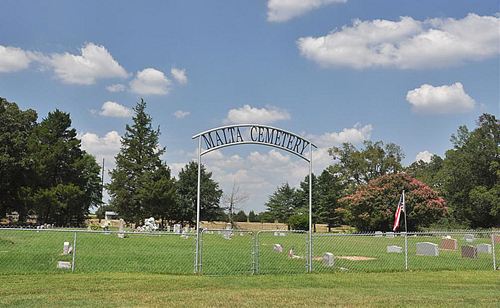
[192,124,316,273]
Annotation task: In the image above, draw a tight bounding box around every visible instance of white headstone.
[387,245,403,253]
[167,225,171,232]
[374,231,383,237]
[476,243,492,254]
[273,244,283,253]
[323,252,334,267]
[274,231,279,236]
[63,242,70,255]
[279,232,286,237]
[173,224,181,234]
[464,234,475,243]
[416,242,439,256]
[386,232,395,238]
[57,261,72,269]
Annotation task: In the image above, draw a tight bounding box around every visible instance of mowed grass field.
[0,229,497,275]
[0,271,499,307]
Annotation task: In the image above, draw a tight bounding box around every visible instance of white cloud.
[224,105,291,124]
[45,43,128,85]
[98,101,133,118]
[129,68,171,95]
[171,68,188,85]
[415,150,433,163]
[106,84,126,92]
[309,123,372,147]
[0,45,36,73]
[297,14,500,69]
[406,82,475,114]
[173,110,190,119]
[80,131,121,160]
[267,0,346,22]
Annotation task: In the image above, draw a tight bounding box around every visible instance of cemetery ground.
[0,229,497,274]
[1,271,499,307]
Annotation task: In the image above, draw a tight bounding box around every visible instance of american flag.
[392,192,405,232]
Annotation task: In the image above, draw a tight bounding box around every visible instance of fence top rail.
[0,227,199,236]
[313,230,497,237]
[201,229,255,233]
[256,230,306,234]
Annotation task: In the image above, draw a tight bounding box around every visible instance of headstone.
[386,232,395,238]
[464,234,475,243]
[439,238,458,250]
[173,224,181,234]
[118,219,125,238]
[461,245,478,258]
[63,242,71,255]
[374,231,383,237]
[183,226,189,234]
[494,234,500,244]
[279,232,286,237]
[476,244,492,254]
[167,225,171,232]
[416,242,439,256]
[323,252,334,267]
[273,244,283,253]
[57,261,72,270]
[387,245,403,253]
[274,231,279,236]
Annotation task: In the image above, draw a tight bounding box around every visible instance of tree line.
[1,97,498,230]
[263,113,499,230]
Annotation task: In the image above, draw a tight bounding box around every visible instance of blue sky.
[1,0,498,212]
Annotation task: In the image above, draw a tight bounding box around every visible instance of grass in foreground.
[1,271,499,307]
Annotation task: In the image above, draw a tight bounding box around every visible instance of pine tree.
[108,99,175,225]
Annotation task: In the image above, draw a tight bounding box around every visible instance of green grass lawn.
[0,271,499,307]
[0,230,497,275]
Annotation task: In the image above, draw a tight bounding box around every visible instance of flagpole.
[403,190,408,270]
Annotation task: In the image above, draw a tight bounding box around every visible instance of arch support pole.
[195,137,202,273]
[308,144,313,273]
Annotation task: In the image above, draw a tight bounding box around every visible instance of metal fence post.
[199,229,204,274]
[71,231,77,272]
[255,231,260,274]
[404,232,408,270]
[492,232,497,271]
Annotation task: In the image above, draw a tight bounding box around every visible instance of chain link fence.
[0,228,498,275]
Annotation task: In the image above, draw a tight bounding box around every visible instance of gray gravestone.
[461,245,478,258]
[476,243,492,254]
[374,231,383,237]
[387,245,403,253]
[57,261,72,270]
[63,242,70,255]
[323,253,334,267]
[118,218,125,238]
[273,244,283,253]
[416,242,439,256]
[386,232,395,238]
[173,224,181,234]
[464,234,475,243]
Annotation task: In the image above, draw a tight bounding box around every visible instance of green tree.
[339,173,448,231]
[29,110,101,226]
[265,183,299,226]
[248,210,258,222]
[0,98,37,221]
[295,174,320,230]
[288,213,309,230]
[406,155,444,191]
[440,114,499,228]
[234,210,248,222]
[329,140,404,192]
[175,161,223,225]
[107,99,175,225]
[316,165,348,231]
